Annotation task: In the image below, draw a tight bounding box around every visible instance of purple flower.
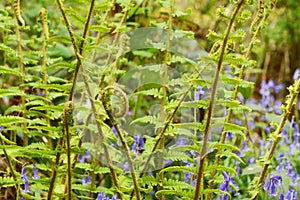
[111,195,117,200]
[97,192,105,200]
[293,69,300,80]
[79,150,90,163]
[276,161,284,172]
[286,188,298,200]
[183,161,194,184]
[263,175,282,196]
[282,129,289,144]
[80,175,91,185]
[291,170,299,186]
[123,162,129,173]
[219,171,239,199]
[279,194,284,200]
[139,136,145,150]
[132,135,145,153]
[259,81,271,97]
[248,158,255,165]
[21,163,30,193]
[226,132,234,140]
[236,165,241,176]
[242,141,249,152]
[32,163,40,180]
[286,159,293,176]
[288,144,296,155]
[111,126,117,136]
[195,86,205,100]
[259,140,264,156]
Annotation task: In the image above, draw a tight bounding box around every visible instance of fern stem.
[0,132,20,196]
[129,70,203,199]
[47,138,64,200]
[63,101,73,199]
[81,74,123,199]
[97,3,131,89]
[40,8,53,151]
[251,79,300,200]
[193,1,246,199]
[101,86,142,200]
[206,1,278,198]
[12,0,28,147]
[68,0,96,101]
[157,1,175,199]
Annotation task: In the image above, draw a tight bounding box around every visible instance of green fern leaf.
[34,84,72,92]
[206,165,236,175]
[159,166,197,174]
[0,116,28,126]
[0,88,25,97]
[212,143,240,152]
[0,176,16,188]
[0,65,21,76]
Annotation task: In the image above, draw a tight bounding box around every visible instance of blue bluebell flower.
[32,163,40,180]
[132,135,145,154]
[274,100,282,114]
[248,158,255,165]
[259,140,264,156]
[288,144,296,155]
[79,150,90,163]
[183,161,194,184]
[195,86,205,101]
[276,161,284,172]
[97,192,105,200]
[282,129,289,144]
[278,194,284,200]
[235,161,241,176]
[219,171,239,200]
[21,163,30,194]
[123,162,129,173]
[242,141,249,152]
[111,195,117,200]
[263,175,282,196]
[286,188,298,200]
[291,170,299,186]
[259,80,271,98]
[286,159,293,177]
[80,175,91,185]
[226,132,234,140]
[293,69,300,80]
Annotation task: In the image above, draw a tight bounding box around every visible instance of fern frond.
[159,166,196,175]
[205,165,236,175]
[0,115,28,126]
[0,88,25,97]
[0,65,20,75]
[0,176,16,188]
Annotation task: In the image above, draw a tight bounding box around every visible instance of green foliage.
[0,0,294,200]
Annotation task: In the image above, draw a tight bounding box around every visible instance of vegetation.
[0,0,300,199]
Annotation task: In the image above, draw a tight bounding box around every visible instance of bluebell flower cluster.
[78,150,91,163]
[132,135,145,154]
[78,150,91,185]
[20,163,40,198]
[219,171,239,200]
[263,175,282,196]
[258,79,284,114]
[97,192,117,200]
[279,188,298,200]
[21,163,30,194]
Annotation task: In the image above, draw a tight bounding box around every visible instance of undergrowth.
[0,0,299,200]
